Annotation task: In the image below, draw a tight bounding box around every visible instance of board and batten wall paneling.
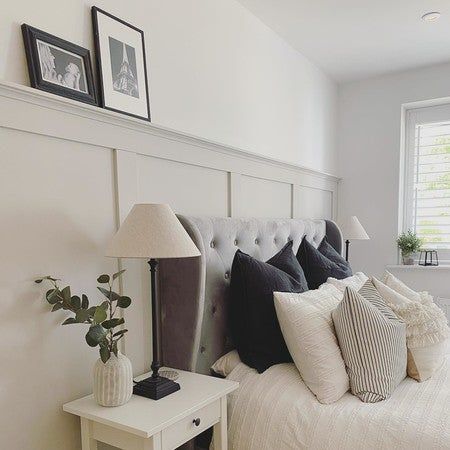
[137,155,229,216]
[0,128,118,450]
[239,175,293,218]
[0,82,339,450]
[294,185,334,219]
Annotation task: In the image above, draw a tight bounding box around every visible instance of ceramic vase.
[402,253,415,265]
[93,352,133,407]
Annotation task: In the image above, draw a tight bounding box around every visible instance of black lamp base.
[133,375,180,400]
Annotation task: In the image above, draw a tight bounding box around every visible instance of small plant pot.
[402,254,415,265]
[93,352,133,407]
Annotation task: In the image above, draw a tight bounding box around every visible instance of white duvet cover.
[225,345,450,450]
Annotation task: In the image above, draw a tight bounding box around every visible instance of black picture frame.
[21,24,97,106]
[92,7,151,121]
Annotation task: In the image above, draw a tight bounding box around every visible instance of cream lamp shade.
[105,204,200,259]
[340,216,370,240]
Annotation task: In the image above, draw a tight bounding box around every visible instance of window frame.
[401,103,450,263]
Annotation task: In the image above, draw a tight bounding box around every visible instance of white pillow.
[382,270,422,302]
[274,284,349,404]
[373,276,449,382]
[211,350,241,377]
[325,272,368,293]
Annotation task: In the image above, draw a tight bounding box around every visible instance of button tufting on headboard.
[159,216,343,375]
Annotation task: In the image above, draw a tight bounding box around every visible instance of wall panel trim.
[0,81,340,185]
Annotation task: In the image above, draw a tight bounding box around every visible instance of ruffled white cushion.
[374,274,450,382]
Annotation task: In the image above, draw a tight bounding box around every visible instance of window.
[403,104,450,260]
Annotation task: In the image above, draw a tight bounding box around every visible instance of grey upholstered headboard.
[159,217,342,375]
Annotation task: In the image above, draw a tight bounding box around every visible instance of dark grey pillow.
[267,241,309,289]
[297,237,352,290]
[230,242,308,373]
[319,237,352,273]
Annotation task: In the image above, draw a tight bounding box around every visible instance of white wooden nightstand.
[63,369,239,450]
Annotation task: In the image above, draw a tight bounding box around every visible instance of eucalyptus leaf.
[99,301,109,310]
[86,306,97,317]
[45,276,59,282]
[93,306,107,324]
[62,317,77,325]
[97,274,110,284]
[100,346,111,363]
[117,296,131,308]
[112,269,126,280]
[113,329,128,338]
[75,309,90,323]
[97,287,120,302]
[46,289,59,305]
[51,303,63,312]
[61,286,71,301]
[36,276,59,283]
[81,294,89,309]
[71,295,81,311]
[85,325,107,347]
[102,318,124,329]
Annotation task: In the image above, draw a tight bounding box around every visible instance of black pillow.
[297,237,352,290]
[319,237,352,272]
[230,242,308,373]
[267,241,309,289]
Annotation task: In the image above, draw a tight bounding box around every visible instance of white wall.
[2,0,337,173]
[0,2,338,449]
[0,129,118,450]
[0,85,338,450]
[338,61,450,278]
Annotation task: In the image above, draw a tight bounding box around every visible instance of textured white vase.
[93,352,133,407]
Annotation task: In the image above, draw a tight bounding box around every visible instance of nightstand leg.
[142,432,162,450]
[81,418,97,450]
[213,396,228,450]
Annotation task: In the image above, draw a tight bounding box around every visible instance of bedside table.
[63,369,239,450]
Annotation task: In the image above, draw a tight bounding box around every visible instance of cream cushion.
[274,283,349,404]
[373,275,449,382]
[382,270,422,302]
[326,272,368,293]
[211,350,241,377]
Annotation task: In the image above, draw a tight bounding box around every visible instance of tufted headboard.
[159,217,342,375]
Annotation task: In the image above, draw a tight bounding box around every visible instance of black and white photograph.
[92,7,150,121]
[22,25,97,105]
[109,37,139,98]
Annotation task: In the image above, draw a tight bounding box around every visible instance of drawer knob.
[193,417,201,427]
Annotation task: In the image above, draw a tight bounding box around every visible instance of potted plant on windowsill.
[35,270,133,407]
[397,230,423,265]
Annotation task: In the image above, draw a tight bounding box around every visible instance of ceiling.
[237,0,450,82]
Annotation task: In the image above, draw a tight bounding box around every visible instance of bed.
[158,216,450,449]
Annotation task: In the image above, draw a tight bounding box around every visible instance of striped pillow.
[332,280,407,403]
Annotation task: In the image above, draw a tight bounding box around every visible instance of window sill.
[386,264,450,271]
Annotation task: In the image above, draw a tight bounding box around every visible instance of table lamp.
[340,216,370,261]
[106,204,200,400]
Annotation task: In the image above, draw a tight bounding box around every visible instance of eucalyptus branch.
[35,269,131,363]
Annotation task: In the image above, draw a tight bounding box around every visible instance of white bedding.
[225,344,450,450]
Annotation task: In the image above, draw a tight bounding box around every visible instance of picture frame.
[92,7,151,121]
[21,24,97,106]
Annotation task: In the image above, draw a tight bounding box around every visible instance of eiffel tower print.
[112,41,139,98]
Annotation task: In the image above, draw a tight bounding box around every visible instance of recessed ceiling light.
[421,11,441,22]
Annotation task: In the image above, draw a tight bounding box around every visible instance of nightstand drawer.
[162,399,221,450]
